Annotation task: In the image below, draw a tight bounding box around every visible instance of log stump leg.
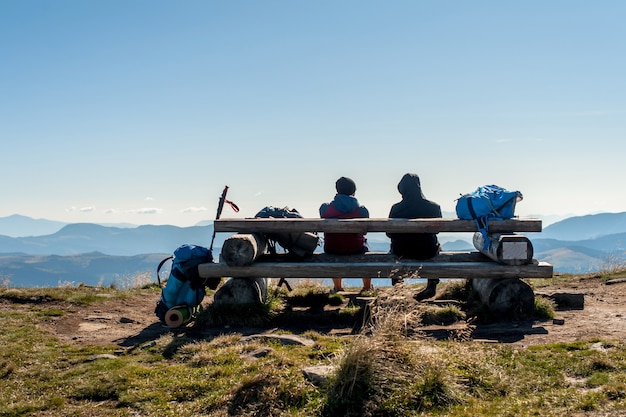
[472,232,533,265]
[471,278,535,316]
[213,277,271,306]
[220,233,267,266]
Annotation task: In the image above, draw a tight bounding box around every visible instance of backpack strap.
[467,197,479,219]
[267,239,278,256]
[156,255,173,288]
[475,216,491,251]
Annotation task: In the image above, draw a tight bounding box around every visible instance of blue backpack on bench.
[455,185,523,250]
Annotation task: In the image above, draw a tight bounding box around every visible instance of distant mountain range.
[1,213,625,287]
[0,214,139,237]
[0,222,222,256]
[539,212,626,240]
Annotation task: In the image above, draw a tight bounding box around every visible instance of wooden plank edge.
[198,260,553,279]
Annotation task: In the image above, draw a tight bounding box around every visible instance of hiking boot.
[359,286,375,296]
[413,279,440,301]
[391,277,404,286]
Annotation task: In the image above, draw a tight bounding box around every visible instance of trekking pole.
[210,186,239,252]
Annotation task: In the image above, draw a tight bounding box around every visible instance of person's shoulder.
[428,200,439,207]
[426,199,442,216]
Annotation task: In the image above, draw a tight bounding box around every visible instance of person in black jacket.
[387,173,442,300]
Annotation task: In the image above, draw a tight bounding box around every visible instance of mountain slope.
[542,212,626,240]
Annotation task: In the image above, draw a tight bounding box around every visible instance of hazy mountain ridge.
[1,213,625,287]
[0,223,223,256]
[0,214,69,237]
[0,252,168,288]
[0,214,138,237]
[540,212,626,240]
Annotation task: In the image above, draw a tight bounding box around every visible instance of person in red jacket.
[319,176,373,293]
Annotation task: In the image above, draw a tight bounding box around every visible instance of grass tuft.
[533,295,556,320]
[421,304,466,325]
[287,282,330,308]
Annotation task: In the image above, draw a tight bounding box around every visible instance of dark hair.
[335,176,356,195]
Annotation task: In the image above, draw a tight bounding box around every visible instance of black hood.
[398,173,423,198]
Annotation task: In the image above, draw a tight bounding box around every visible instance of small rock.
[553,318,565,325]
[243,348,273,360]
[242,334,315,346]
[543,293,584,310]
[119,317,138,324]
[590,342,607,352]
[86,354,117,362]
[302,365,335,385]
[141,341,157,349]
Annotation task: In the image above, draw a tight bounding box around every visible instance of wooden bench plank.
[214,218,543,233]
[198,251,553,280]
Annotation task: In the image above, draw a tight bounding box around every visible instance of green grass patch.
[1,276,626,416]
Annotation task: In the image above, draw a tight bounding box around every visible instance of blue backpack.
[154,244,219,326]
[455,185,522,249]
[456,185,522,221]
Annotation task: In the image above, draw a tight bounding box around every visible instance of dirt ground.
[38,276,626,349]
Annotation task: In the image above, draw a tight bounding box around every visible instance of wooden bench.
[197,218,553,281]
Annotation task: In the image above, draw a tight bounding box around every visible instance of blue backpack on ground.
[154,244,219,326]
[455,185,523,250]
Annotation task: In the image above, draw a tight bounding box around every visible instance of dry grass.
[324,287,471,416]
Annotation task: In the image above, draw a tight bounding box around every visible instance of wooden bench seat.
[198,251,553,280]
[214,217,543,234]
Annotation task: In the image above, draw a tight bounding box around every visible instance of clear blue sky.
[2,1,625,227]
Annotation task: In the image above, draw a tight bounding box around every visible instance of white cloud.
[181,206,208,213]
[131,208,163,215]
[144,196,155,201]
[104,208,119,214]
[65,206,95,213]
